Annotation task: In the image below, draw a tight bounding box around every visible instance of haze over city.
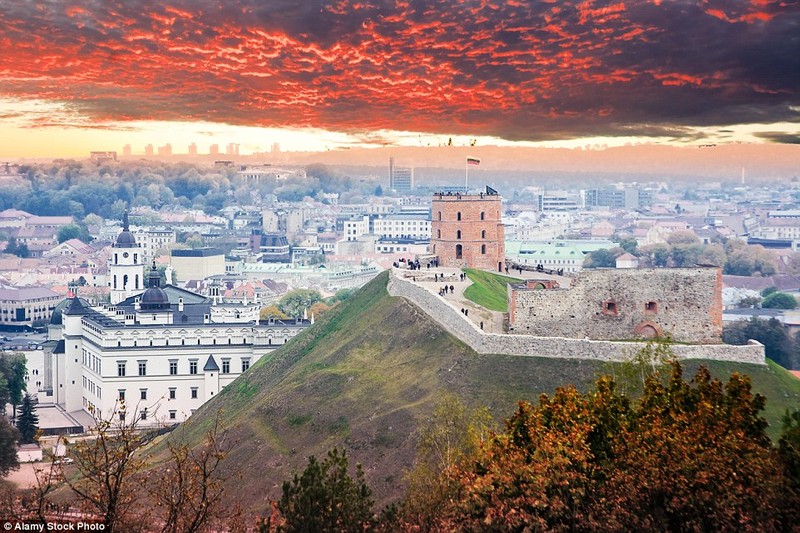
[0,0,798,162]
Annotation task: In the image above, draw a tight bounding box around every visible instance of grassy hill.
[157,271,800,515]
[463,268,522,311]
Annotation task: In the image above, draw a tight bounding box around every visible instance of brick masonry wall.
[510,267,723,343]
[387,271,764,365]
[430,193,504,272]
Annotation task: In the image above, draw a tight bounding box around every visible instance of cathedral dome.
[140,261,170,311]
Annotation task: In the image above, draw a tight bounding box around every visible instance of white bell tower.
[109,211,145,304]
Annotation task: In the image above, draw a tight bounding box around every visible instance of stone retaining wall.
[387,272,765,365]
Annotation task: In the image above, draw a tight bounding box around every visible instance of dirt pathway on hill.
[397,268,505,333]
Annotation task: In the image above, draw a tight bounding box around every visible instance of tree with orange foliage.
[441,363,795,532]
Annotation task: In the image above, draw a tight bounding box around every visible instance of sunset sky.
[0,0,798,157]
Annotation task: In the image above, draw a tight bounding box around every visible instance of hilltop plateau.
[157,271,800,514]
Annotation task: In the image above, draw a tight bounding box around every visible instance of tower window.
[482,230,486,239]
[480,211,485,220]
[457,212,462,221]
[456,230,462,240]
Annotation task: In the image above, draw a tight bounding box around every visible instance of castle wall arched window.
[481,244,486,254]
[457,212,462,221]
[437,229,441,238]
[480,211,485,220]
[456,230,462,240]
[481,230,486,239]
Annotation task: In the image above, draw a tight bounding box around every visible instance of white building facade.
[55,226,311,426]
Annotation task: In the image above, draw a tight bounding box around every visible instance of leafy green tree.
[0,415,20,477]
[402,394,494,528]
[616,237,638,255]
[762,286,778,298]
[583,248,618,268]
[278,289,322,318]
[4,237,30,258]
[57,223,82,243]
[0,353,26,419]
[265,448,373,532]
[762,292,797,310]
[16,393,39,444]
[723,318,797,369]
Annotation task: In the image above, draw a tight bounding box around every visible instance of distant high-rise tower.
[271,142,280,153]
[122,144,132,157]
[209,144,220,156]
[157,144,172,156]
[188,142,197,156]
[226,143,240,156]
[144,144,154,157]
[389,157,414,192]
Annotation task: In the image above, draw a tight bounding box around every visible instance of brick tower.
[431,188,504,272]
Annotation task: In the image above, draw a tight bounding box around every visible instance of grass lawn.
[463,268,523,311]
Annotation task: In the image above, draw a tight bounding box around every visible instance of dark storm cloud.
[0,0,798,142]
[755,131,800,144]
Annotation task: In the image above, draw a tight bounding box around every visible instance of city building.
[430,188,504,272]
[373,214,431,239]
[90,151,117,163]
[584,186,653,210]
[0,285,61,330]
[55,264,311,425]
[389,157,414,192]
[170,248,225,284]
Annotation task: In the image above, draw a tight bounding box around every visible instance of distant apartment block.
[389,157,414,192]
[188,142,197,156]
[122,144,132,156]
[537,191,582,212]
[584,187,653,210]
[145,144,154,156]
[373,214,431,239]
[344,216,370,242]
[90,151,117,163]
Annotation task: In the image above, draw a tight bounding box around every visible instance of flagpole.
[465,157,469,191]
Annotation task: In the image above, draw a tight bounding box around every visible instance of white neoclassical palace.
[51,218,310,425]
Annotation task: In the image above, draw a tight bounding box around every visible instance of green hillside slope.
[160,271,800,514]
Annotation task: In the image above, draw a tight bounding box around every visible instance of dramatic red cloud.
[0,0,796,142]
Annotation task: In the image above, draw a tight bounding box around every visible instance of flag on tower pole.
[466,156,480,190]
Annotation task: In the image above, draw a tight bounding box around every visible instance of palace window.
[140,389,147,400]
[191,387,198,399]
[222,359,230,374]
[138,361,146,376]
[169,388,176,400]
[169,360,178,375]
[117,361,126,377]
[242,358,251,372]
[189,360,198,374]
